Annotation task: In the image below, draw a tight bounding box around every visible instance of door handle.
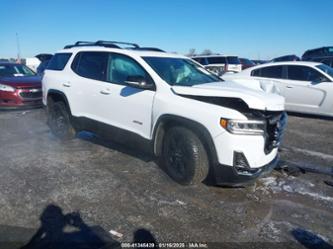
[63,82,71,87]
[286,85,293,89]
[100,89,111,95]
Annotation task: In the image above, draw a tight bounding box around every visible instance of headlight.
[0,84,15,92]
[220,118,265,135]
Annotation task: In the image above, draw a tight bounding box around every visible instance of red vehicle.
[239,58,256,70]
[0,63,42,109]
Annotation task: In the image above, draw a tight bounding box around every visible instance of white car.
[192,55,242,75]
[43,41,287,186]
[223,61,333,117]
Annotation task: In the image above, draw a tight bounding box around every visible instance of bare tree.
[201,49,213,55]
[186,48,196,57]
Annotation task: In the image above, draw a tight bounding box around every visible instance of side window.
[251,69,261,76]
[108,53,152,85]
[46,53,72,71]
[287,65,326,82]
[260,66,283,79]
[72,52,108,81]
[207,57,226,64]
[198,58,207,65]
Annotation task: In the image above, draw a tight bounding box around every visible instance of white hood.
[171,81,285,111]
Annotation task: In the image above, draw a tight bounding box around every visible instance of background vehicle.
[223,61,333,117]
[302,46,333,60]
[271,54,300,62]
[252,59,269,65]
[239,58,256,70]
[36,54,53,75]
[302,46,333,68]
[43,40,286,187]
[0,63,42,109]
[192,55,242,75]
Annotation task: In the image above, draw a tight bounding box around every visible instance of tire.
[162,126,209,185]
[48,101,76,140]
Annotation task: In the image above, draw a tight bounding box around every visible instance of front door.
[284,65,329,112]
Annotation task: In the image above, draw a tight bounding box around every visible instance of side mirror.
[124,75,153,89]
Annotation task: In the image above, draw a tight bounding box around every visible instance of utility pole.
[16,33,21,63]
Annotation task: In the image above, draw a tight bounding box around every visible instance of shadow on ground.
[292,228,333,249]
[0,204,158,249]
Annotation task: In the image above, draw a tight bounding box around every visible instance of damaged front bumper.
[213,155,279,187]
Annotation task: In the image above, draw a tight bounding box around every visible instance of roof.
[192,54,237,58]
[58,46,188,59]
[242,61,322,71]
[0,62,21,66]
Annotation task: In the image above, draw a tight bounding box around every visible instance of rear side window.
[226,56,240,64]
[260,66,283,79]
[193,57,207,65]
[46,53,72,71]
[287,65,326,82]
[72,52,108,81]
[207,57,226,64]
[251,68,261,76]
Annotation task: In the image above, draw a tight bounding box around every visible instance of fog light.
[233,152,260,175]
[234,152,249,169]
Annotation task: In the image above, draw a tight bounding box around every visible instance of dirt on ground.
[0,109,332,249]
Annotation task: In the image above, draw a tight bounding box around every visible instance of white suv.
[43,41,287,186]
[192,55,242,75]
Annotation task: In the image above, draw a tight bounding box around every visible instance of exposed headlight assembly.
[0,84,15,92]
[220,118,265,135]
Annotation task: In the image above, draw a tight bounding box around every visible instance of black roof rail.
[64,41,121,49]
[95,40,139,49]
[63,40,164,52]
[64,41,94,49]
[132,47,165,52]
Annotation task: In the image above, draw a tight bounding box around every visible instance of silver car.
[223,61,333,117]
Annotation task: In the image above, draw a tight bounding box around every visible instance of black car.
[252,59,268,65]
[35,54,53,75]
[302,47,333,67]
[239,58,256,70]
[271,54,300,62]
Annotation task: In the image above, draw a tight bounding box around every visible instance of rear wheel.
[162,126,209,185]
[48,101,76,140]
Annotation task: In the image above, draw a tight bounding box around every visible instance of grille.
[264,112,287,154]
[246,110,287,154]
[19,89,42,99]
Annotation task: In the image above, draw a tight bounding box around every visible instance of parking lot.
[0,109,332,248]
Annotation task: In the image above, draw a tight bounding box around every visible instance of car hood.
[0,75,42,88]
[171,81,285,111]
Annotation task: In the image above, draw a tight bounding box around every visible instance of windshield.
[0,64,36,77]
[143,57,221,86]
[316,64,333,78]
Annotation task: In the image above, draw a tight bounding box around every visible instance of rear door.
[284,65,330,112]
[251,65,287,95]
[69,51,109,120]
[226,56,242,72]
[70,51,155,139]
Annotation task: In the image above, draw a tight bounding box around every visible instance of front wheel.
[48,101,76,140]
[162,126,209,185]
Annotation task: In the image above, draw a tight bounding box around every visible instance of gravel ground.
[0,109,332,249]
